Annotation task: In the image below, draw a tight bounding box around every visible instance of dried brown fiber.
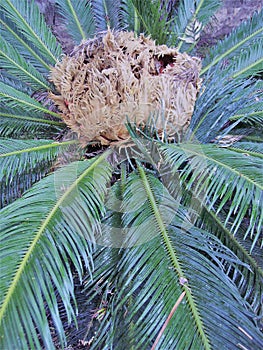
[50,30,202,145]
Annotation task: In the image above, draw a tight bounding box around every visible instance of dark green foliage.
[0,1,262,349]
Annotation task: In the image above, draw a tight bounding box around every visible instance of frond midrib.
[202,205,263,277]
[0,90,61,118]
[0,149,111,325]
[0,19,51,71]
[230,111,263,121]
[66,0,86,39]
[0,140,77,158]
[0,47,50,90]
[137,164,211,350]
[232,57,263,78]
[178,145,263,191]
[201,26,263,75]
[227,146,263,159]
[4,0,58,65]
[0,112,65,126]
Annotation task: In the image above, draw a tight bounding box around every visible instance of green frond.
[0,15,50,73]
[0,139,77,207]
[84,170,263,349]
[0,82,61,118]
[0,1,262,348]
[230,38,263,79]
[119,0,136,31]
[55,0,96,43]
[238,129,263,143]
[0,106,65,138]
[161,143,263,251]
[230,96,263,125]
[129,0,170,44]
[233,112,263,127]
[0,36,52,91]
[228,142,263,157]
[0,70,33,94]
[189,75,255,142]
[91,0,122,31]
[175,0,221,51]
[0,0,62,66]
[0,152,113,350]
[195,204,263,323]
[201,9,263,75]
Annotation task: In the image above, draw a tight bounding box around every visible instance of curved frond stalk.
[55,0,95,43]
[0,17,50,72]
[0,139,78,207]
[135,165,210,348]
[176,0,221,51]
[0,152,113,350]
[0,111,64,129]
[201,9,263,75]
[214,38,263,80]
[0,36,51,91]
[181,188,263,321]
[229,84,263,126]
[0,0,62,66]
[161,143,263,251]
[235,115,263,127]
[0,82,61,118]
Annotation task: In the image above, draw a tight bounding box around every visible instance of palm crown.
[0,1,262,349]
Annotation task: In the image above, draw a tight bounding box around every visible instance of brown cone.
[50,30,201,146]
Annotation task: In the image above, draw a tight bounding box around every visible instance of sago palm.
[0,0,262,349]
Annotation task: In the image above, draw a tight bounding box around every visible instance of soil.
[200,0,262,47]
[35,0,262,53]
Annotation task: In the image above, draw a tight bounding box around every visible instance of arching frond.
[0,82,61,118]
[0,15,50,73]
[0,139,77,178]
[0,106,65,138]
[188,74,256,142]
[161,143,263,251]
[228,142,263,156]
[175,0,221,51]
[0,0,62,66]
[0,36,52,91]
[84,169,263,350]
[201,9,263,75]
[0,139,78,207]
[194,203,263,325]
[229,38,263,79]
[0,152,113,350]
[55,0,96,43]
[230,97,263,124]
